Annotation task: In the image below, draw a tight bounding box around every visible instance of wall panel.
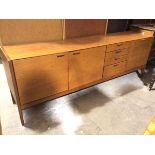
[0,19,63,45]
[65,19,108,39]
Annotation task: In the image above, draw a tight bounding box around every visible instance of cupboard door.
[127,38,153,70]
[69,46,106,89]
[13,53,69,105]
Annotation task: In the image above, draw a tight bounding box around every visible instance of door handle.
[113,64,119,67]
[115,50,121,54]
[73,52,80,55]
[114,58,120,60]
[117,43,123,46]
[57,54,65,58]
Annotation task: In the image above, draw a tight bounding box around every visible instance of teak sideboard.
[0,31,154,125]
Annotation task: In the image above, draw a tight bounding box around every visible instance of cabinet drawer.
[107,42,130,52]
[105,48,128,66]
[103,61,126,79]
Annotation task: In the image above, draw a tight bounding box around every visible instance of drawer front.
[105,48,128,66]
[103,61,126,79]
[107,42,130,52]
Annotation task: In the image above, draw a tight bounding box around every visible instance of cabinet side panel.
[0,48,17,103]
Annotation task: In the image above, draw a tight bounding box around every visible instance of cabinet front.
[127,38,153,70]
[103,61,126,79]
[69,46,106,89]
[13,53,69,104]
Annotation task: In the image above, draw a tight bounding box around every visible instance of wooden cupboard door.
[13,53,69,105]
[69,46,106,89]
[127,38,153,70]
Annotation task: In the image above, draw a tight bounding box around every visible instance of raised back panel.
[65,19,108,39]
[0,19,63,45]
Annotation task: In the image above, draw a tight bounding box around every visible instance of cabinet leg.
[149,74,155,91]
[149,81,154,90]
[140,67,145,76]
[18,108,25,126]
[10,91,16,104]
[136,66,145,78]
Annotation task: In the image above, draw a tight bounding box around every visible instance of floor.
[0,63,155,135]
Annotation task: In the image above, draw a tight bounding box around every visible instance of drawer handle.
[57,55,65,58]
[73,52,80,55]
[114,58,120,60]
[113,64,118,67]
[115,50,121,54]
[117,43,123,46]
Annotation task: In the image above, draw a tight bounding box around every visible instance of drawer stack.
[103,42,130,79]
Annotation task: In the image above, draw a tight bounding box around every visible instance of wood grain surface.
[13,53,69,104]
[69,46,106,89]
[64,19,108,39]
[0,19,63,45]
[2,31,153,60]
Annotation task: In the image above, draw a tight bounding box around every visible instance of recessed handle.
[57,54,65,58]
[113,64,119,67]
[117,43,123,46]
[73,52,80,55]
[115,50,121,54]
[114,58,120,60]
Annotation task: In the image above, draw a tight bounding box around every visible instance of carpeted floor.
[0,63,155,135]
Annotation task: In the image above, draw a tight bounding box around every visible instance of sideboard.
[0,31,153,125]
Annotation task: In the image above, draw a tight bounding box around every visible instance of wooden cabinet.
[1,30,153,125]
[127,38,153,70]
[13,53,69,104]
[69,46,106,89]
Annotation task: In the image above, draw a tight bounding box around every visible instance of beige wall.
[0,19,63,45]
[0,121,2,135]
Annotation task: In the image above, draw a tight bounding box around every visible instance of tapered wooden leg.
[140,67,145,76]
[10,91,16,104]
[136,66,145,78]
[8,61,25,125]
[10,91,24,125]
[149,75,155,91]
[18,107,25,125]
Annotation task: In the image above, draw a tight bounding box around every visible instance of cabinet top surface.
[1,31,153,60]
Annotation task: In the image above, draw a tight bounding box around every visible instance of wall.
[107,19,130,33]
[0,19,63,45]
